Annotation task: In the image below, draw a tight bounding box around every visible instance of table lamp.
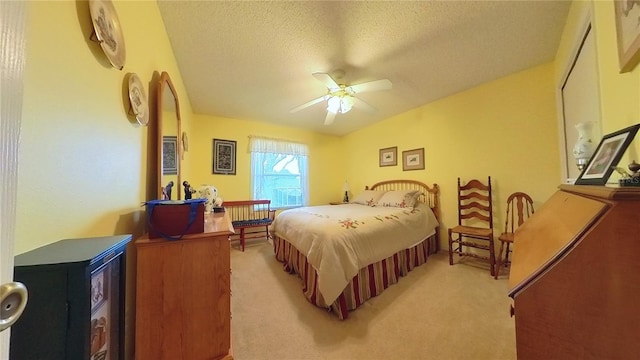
[342,181,350,203]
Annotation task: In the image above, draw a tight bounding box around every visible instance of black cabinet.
[10,235,132,360]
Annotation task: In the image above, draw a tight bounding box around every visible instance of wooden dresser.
[508,185,640,359]
[135,212,234,360]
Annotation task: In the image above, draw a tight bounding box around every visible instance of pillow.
[350,190,387,206]
[375,190,422,208]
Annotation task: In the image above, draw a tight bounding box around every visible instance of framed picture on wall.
[402,148,425,171]
[614,1,640,72]
[162,136,178,175]
[575,124,640,185]
[379,146,397,167]
[213,138,237,175]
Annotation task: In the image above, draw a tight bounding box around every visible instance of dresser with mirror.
[135,72,233,359]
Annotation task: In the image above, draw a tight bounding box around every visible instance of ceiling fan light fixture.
[340,95,354,113]
[327,96,340,113]
[327,92,353,114]
[291,72,391,125]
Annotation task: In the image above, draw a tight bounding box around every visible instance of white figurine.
[198,185,218,213]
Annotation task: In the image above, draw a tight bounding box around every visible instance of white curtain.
[249,136,309,156]
[249,137,309,206]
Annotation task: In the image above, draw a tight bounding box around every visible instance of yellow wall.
[18,0,191,254]
[185,115,344,204]
[343,63,561,249]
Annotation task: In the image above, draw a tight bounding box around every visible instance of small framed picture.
[379,146,397,167]
[162,136,178,175]
[91,267,109,313]
[213,138,237,175]
[402,148,425,171]
[575,124,640,185]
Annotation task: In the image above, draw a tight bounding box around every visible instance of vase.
[197,185,218,213]
[572,121,595,171]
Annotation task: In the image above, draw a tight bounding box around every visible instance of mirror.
[157,71,182,200]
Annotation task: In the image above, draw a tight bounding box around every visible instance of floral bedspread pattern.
[271,202,439,305]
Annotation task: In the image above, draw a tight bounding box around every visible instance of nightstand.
[329,202,349,205]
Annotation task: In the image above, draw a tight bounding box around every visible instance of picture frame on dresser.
[575,123,640,185]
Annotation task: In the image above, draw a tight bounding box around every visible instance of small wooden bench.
[222,200,275,251]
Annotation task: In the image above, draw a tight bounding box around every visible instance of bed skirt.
[273,234,435,319]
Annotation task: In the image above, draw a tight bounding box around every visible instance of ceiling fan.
[290,72,392,125]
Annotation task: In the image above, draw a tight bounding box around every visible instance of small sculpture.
[198,185,219,213]
[162,181,174,200]
[617,161,640,187]
[612,166,631,178]
[182,181,196,200]
[214,196,223,207]
[629,160,640,178]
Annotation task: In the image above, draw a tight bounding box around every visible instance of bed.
[271,180,440,319]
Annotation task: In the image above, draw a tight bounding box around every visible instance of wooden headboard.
[366,179,440,221]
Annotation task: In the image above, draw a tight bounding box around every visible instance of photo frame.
[379,146,397,167]
[614,1,640,72]
[402,148,425,171]
[90,267,109,313]
[213,138,237,175]
[575,124,640,185]
[162,136,178,175]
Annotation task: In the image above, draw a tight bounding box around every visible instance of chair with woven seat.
[494,192,534,279]
[448,177,495,276]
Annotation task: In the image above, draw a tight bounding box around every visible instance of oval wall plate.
[128,73,149,126]
[89,0,126,70]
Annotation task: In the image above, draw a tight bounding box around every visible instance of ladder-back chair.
[494,192,534,279]
[448,177,495,276]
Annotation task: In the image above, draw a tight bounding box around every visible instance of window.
[250,137,309,209]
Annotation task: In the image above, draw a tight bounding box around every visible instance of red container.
[146,199,205,239]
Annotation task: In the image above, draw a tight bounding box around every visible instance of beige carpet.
[230,240,516,360]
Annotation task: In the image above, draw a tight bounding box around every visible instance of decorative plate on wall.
[128,73,149,126]
[89,0,126,70]
[182,132,189,152]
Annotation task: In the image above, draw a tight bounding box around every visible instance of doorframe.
[0,1,26,357]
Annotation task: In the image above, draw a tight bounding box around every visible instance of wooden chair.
[448,177,495,276]
[494,192,534,279]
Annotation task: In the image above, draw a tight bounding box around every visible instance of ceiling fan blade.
[353,96,377,114]
[290,95,327,113]
[350,79,392,94]
[313,72,340,90]
[324,111,337,125]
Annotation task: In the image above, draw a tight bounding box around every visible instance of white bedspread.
[271,202,439,305]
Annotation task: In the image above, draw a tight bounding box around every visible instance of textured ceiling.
[157,1,571,136]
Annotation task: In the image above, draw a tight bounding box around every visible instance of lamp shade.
[572,121,595,171]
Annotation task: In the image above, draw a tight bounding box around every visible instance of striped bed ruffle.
[273,234,435,319]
